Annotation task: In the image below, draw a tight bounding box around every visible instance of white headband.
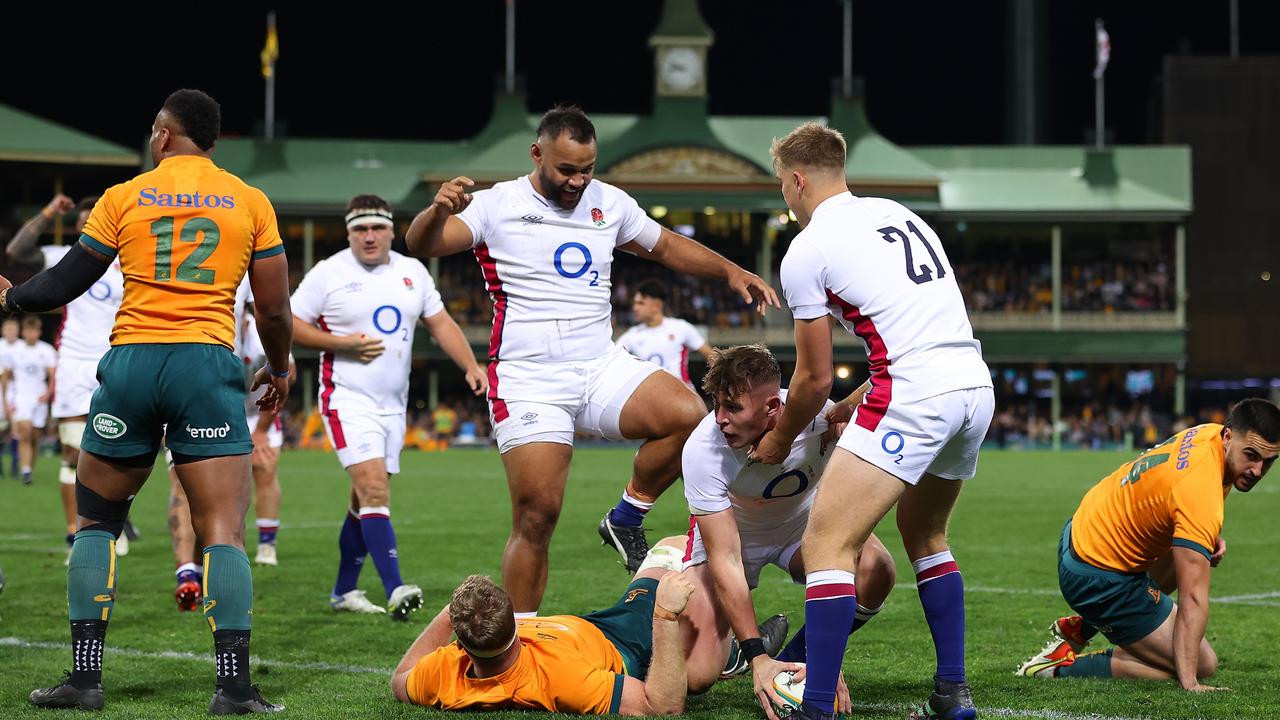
[345,207,393,230]
[459,627,519,659]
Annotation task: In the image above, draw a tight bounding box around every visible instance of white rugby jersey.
[43,245,123,362]
[6,340,57,397]
[780,193,990,430]
[0,339,19,404]
[615,317,706,385]
[683,392,834,534]
[232,275,252,357]
[458,175,662,362]
[292,248,444,415]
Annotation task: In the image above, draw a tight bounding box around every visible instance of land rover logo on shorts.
[187,423,231,439]
[93,414,127,439]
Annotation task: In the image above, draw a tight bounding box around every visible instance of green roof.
[909,146,1192,219]
[211,138,438,214]
[0,103,139,167]
[210,94,1190,218]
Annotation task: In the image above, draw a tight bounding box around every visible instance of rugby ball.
[772,664,805,717]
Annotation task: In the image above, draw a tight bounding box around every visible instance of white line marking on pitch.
[4,637,1218,720]
[0,637,385,675]
[894,584,1280,607]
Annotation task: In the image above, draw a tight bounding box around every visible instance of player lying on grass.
[393,537,773,714]
[679,344,894,719]
[1016,398,1280,691]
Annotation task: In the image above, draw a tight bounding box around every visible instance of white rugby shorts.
[321,408,405,473]
[52,357,101,420]
[837,386,994,485]
[488,345,660,454]
[682,510,808,589]
[12,394,49,429]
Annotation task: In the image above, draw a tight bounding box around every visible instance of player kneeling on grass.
[393,538,730,714]
[681,345,893,718]
[1017,398,1280,691]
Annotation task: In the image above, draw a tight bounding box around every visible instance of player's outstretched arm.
[623,228,780,314]
[1171,546,1224,691]
[422,310,487,396]
[391,605,455,704]
[619,572,695,716]
[0,240,110,315]
[405,177,476,258]
[6,195,73,266]
[751,317,832,465]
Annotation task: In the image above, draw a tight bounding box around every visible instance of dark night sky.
[3,1,1279,150]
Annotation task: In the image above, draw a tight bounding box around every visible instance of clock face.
[659,47,704,93]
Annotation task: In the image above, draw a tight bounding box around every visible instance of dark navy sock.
[914,551,967,684]
[801,570,857,714]
[358,506,404,598]
[607,492,651,528]
[333,509,367,596]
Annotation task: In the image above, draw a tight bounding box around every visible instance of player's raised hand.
[433,176,475,215]
[339,333,385,363]
[46,194,75,217]
[465,365,488,396]
[726,267,781,315]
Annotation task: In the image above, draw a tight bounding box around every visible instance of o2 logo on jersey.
[88,281,112,301]
[881,431,905,465]
[372,305,407,340]
[762,469,809,500]
[553,241,600,286]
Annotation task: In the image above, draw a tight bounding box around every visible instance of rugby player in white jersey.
[405,105,779,616]
[753,124,993,720]
[0,317,18,475]
[3,317,56,485]
[293,194,486,619]
[615,279,711,392]
[679,345,895,715]
[239,311,288,566]
[6,195,127,553]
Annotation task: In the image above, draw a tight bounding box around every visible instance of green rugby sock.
[1057,648,1114,678]
[203,545,255,692]
[67,530,117,690]
[202,544,253,631]
[68,530,116,622]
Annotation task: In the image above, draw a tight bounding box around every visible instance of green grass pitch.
[1,447,1276,719]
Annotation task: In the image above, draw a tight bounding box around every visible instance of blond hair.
[769,122,847,173]
[449,575,516,655]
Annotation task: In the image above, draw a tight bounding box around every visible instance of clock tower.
[650,0,713,98]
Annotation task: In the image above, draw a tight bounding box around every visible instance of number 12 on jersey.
[150,216,221,285]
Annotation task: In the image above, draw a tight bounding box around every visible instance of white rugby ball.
[772,663,805,717]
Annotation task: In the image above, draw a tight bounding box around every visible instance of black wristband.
[739,637,767,662]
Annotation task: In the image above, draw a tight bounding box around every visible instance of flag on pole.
[261,13,279,79]
[1093,19,1110,80]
